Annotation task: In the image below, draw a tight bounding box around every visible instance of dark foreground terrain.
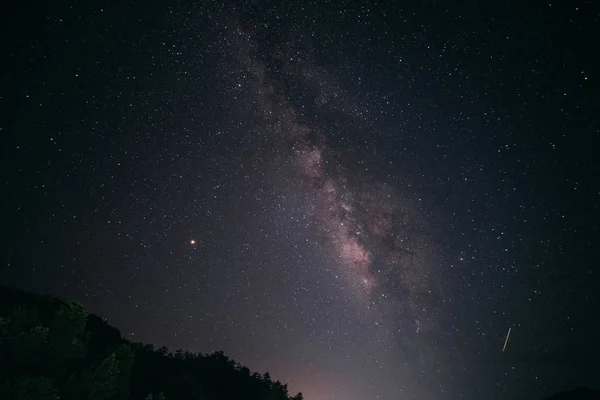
[0,286,303,400]
[1,285,597,400]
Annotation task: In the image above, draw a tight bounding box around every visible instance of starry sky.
[1,1,599,399]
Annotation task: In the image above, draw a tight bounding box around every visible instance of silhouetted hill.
[0,285,303,400]
[544,387,600,400]
[1,285,596,400]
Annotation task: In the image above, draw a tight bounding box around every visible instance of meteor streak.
[502,327,512,353]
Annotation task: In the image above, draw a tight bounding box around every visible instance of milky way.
[231,20,445,364]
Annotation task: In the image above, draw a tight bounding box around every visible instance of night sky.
[2,1,599,399]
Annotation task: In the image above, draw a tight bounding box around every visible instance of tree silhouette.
[1,285,593,400]
[0,286,306,400]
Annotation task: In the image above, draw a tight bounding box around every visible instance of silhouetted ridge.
[0,285,303,400]
[544,387,600,400]
[1,285,595,400]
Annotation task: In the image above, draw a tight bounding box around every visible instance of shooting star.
[502,327,512,353]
